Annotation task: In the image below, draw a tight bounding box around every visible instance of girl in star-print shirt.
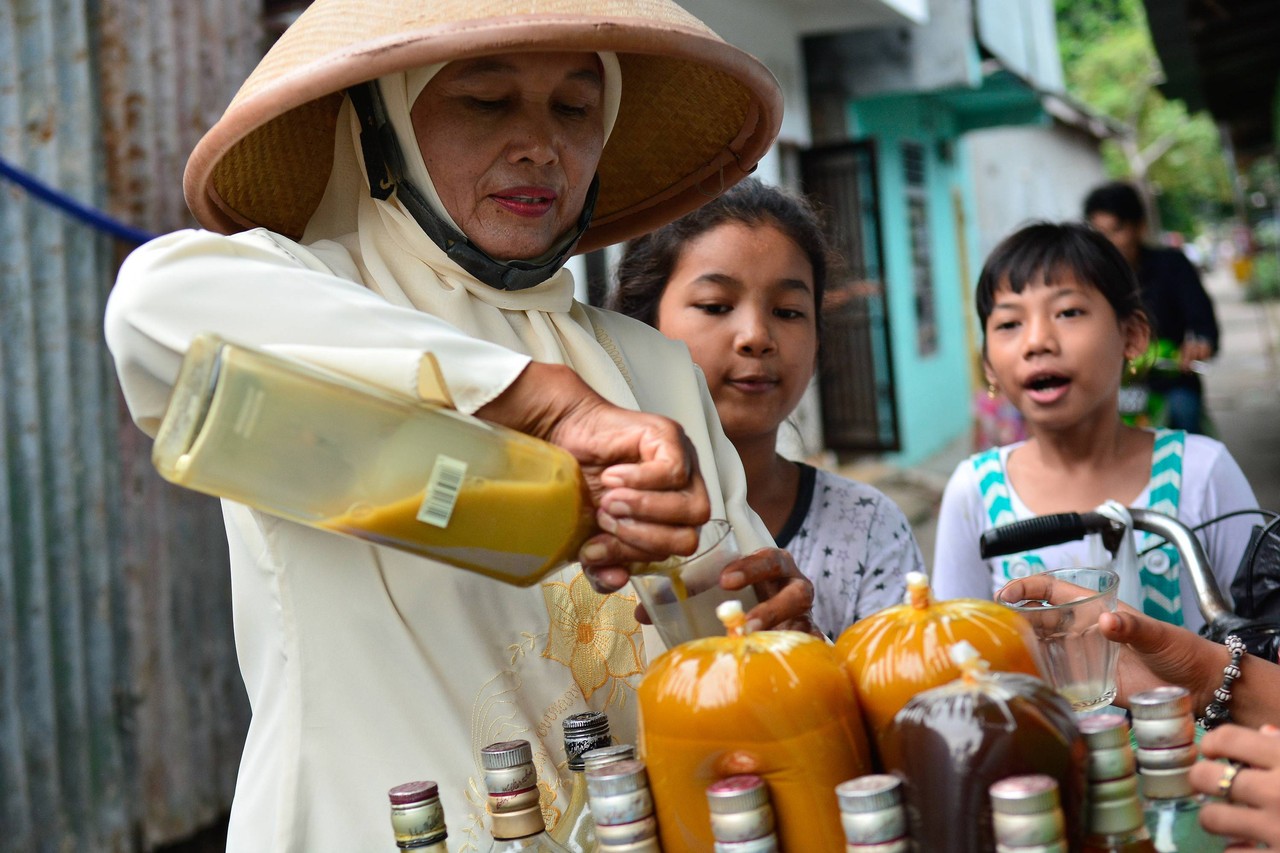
[612,179,925,638]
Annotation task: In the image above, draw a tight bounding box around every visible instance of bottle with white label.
[152,334,595,585]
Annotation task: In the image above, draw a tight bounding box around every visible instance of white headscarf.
[301,52,639,409]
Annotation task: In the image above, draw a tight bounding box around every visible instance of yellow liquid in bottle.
[321,474,594,585]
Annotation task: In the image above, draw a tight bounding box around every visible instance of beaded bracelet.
[1198,634,1246,730]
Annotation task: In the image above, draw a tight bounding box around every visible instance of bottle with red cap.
[388,780,448,851]
[705,775,780,853]
[481,739,572,852]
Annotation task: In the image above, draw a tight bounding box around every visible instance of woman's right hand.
[476,362,711,590]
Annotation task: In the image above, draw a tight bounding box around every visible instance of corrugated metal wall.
[1,1,261,850]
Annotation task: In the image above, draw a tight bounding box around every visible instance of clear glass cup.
[629,519,751,648]
[997,567,1121,713]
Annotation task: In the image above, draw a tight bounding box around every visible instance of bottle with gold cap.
[1077,714,1156,853]
[586,758,662,852]
[1129,687,1226,852]
[550,711,612,852]
[388,780,448,851]
[988,775,1068,853]
[481,739,572,852]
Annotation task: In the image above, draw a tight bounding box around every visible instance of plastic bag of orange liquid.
[637,602,872,852]
[879,642,1087,853]
[835,571,1043,751]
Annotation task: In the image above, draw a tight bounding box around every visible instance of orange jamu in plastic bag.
[638,602,871,852]
[835,571,1043,751]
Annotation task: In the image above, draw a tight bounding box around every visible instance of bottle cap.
[1090,773,1139,804]
[489,803,548,840]
[389,780,447,848]
[1077,713,1130,748]
[1130,686,1192,720]
[1135,743,1197,772]
[835,775,903,813]
[1089,796,1145,836]
[989,774,1060,815]
[706,775,770,814]
[583,743,636,772]
[1138,765,1195,800]
[388,780,439,805]
[482,739,533,770]
[563,711,612,770]
[586,759,649,797]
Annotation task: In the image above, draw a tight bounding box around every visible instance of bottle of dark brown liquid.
[1078,714,1156,853]
[879,643,1087,852]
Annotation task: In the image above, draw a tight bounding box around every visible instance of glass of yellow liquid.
[629,520,747,649]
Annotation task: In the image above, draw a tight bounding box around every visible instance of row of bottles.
[387,584,1227,853]
[389,685,1225,852]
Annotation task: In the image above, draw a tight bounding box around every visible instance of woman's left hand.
[1190,723,1280,849]
[720,548,819,636]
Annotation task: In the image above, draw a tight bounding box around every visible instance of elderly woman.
[105,0,808,849]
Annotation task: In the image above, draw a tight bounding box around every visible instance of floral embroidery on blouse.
[541,572,644,702]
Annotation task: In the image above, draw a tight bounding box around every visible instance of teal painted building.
[802,0,1073,467]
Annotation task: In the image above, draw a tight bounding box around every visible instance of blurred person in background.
[1085,181,1219,434]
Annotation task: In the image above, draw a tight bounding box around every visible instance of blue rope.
[0,155,159,246]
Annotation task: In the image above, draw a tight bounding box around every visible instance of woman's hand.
[1190,724,1280,849]
[633,547,818,635]
[1094,609,1229,712]
[720,548,818,635]
[997,574,1227,710]
[477,362,711,590]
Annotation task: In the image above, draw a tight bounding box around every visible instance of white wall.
[964,122,1110,263]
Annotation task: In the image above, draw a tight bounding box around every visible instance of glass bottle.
[705,775,780,853]
[586,759,662,852]
[988,774,1068,853]
[152,334,595,585]
[582,744,636,774]
[1077,714,1156,853]
[388,780,448,851]
[836,774,912,852]
[482,739,573,852]
[550,712,612,851]
[1130,687,1226,852]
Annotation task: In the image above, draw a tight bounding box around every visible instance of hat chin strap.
[347,83,596,292]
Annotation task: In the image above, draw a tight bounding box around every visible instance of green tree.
[1055,0,1233,235]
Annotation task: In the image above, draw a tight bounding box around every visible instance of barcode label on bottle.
[417,455,467,528]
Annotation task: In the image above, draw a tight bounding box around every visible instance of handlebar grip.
[979,512,1092,558]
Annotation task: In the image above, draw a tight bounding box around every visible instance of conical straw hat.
[184,0,783,252]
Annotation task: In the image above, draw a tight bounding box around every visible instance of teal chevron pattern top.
[973,429,1186,625]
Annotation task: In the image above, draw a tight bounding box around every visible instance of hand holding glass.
[629,519,753,648]
[997,567,1120,712]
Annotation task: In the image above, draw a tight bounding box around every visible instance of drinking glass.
[629,519,750,649]
[996,567,1120,712]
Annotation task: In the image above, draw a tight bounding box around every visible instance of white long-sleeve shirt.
[106,227,771,852]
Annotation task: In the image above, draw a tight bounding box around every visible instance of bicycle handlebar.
[979,507,1236,628]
